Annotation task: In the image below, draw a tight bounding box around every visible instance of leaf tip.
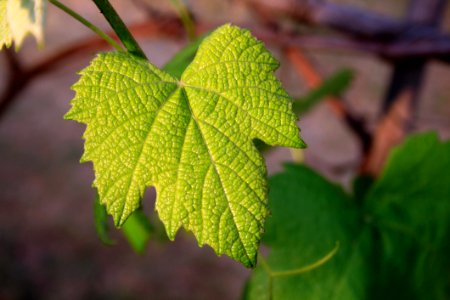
[111,208,130,228]
[296,137,307,149]
[63,110,74,121]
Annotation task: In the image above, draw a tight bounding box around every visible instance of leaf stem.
[48,0,123,52]
[272,242,340,277]
[257,242,339,299]
[258,241,340,277]
[170,0,196,41]
[92,0,147,60]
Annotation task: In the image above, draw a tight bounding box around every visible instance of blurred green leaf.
[245,132,450,299]
[94,194,115,245]
[244,164,374,300]
[94,195,153,253]
[122,209,153,254]
[293,69,354,114]
[162,32,210,78]
[352,175,374,205]
[366,132,450,299]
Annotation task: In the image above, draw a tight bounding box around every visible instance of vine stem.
[256,242,339,300]
[92,0,148,60]
[259,241,340,277]
[48,0,123,52]
[170,0,196,41]
[271,242,339,277]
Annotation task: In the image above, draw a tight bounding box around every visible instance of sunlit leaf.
[65,24,304,267]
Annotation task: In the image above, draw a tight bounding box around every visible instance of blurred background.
[1,0,450,299]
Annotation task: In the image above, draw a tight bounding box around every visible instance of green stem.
[258,255,274,300]
[170,0,196,41]
[259,254,273,274]
[272,242,340,277]
[258,241,340,278]
[48,0,123,52]
[92,0,147,60]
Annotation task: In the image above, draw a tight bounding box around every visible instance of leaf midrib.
[110,83,180,225]
[180,89,254,266]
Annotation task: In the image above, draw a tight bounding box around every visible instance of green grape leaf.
[366,132,450,299]
[244,164,374,299]
[94,194,153,252]
[244,133,450,299]
[94,194,115,245]
[65,24,304,267]
[0,0,45,50]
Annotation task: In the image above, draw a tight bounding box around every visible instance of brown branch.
[256,31,450,61]
[244,0,450,63]
[382,0,446,113]
[0,16,184,121]
[4,48,23,73]
[361,91,411,175]
[247,0,405,39]
[0,49,29,121]
[28,16,183,78]
[360,0,447,176]
[2,4,450,122]
[245,0,438,39]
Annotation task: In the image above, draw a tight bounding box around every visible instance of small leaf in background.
[352,175,374,205]
[95,195,153,252]
[0,0,46,50]
[293,69,353,114]
[122,209,153,254]
[94,195,115,246]
[366,132,450,299]
[244,164,374,300]
[162,32,209,78]
[66,24,304,267]
[0,1,12,49]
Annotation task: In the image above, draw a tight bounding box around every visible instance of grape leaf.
[244,164,374,299]
[65,24,304,267]
[94,194,154,252]
[122,208,153,254]
[94,194,115,246]
[0,0,45,50]
[366,132,450,299]
[245,133,450,299]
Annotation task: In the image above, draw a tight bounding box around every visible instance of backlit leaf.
[65,24,304,267]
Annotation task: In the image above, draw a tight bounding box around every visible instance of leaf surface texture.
[66,24,304,267]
